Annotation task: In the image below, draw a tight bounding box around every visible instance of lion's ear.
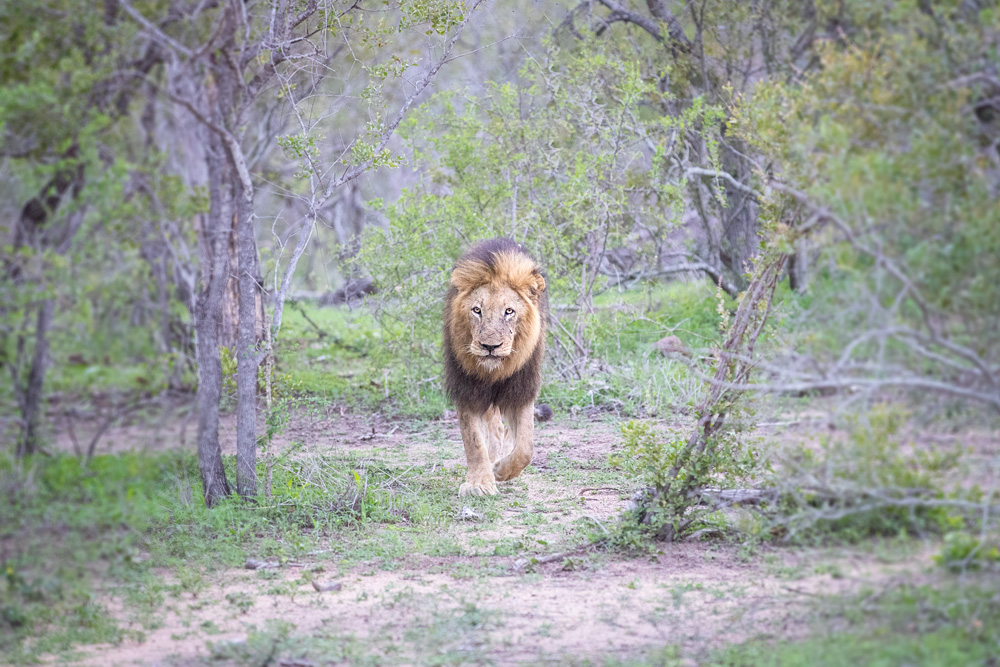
[531,271,546,298]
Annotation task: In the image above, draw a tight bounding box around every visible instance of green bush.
[774,405,965,542]
[936,531,1000,571]
[355,38,723,416]
[611,419,764,545]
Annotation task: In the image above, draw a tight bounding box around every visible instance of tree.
[557,0,870,292]
[627,0,1000,538]
[119,0,485,503]
[1,0,164,456]
[731,1,1000,414]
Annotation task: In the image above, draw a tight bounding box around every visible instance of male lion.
[443,239,550,497]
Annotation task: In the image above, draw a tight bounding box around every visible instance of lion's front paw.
[493,452,531,482]
[458,474,498,497]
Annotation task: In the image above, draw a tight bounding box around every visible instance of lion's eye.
[472,306,481,315]
[505,308,514,316]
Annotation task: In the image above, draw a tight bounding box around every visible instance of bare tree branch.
[590,0,692,52]
[264,0,488,353]
[119,0,193,58]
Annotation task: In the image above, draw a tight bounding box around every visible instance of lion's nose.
[481,343,501,353]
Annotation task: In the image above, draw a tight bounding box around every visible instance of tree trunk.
[15,300,54,457]
[6,147,82,458]
[221,223,240,348]
[195,273,232,505]
[788,237,809,293]
[719,139,761,285]
[220,213,264,350]
[195,135,233,507]
[234,183,259,499]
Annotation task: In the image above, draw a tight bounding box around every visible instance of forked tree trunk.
[176,0,482,503]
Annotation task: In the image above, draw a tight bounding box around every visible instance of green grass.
[607,580,999,667]
[267,281,731,418]
[9,279,735,421]
[592,279,732,352]
[0,451,303,662]
[0,440,627,663]
[272,302,380,396]
[0,450,382,662]
[195,595,506,666]
[710,582,1000,667]
[714,628,995,666]
[273,300,454,418]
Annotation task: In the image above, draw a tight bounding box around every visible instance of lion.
[443,238,551,497]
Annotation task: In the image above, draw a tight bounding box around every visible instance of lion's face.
[460,284,528,373]
[447,246,546,381]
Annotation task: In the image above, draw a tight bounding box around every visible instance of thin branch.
[119,0,193,58]
[686,167,761,199]
[263,0,487,356]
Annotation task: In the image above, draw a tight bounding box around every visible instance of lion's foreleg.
[458,407,498,497]
[485,405,506,463]
[492,403,534,482]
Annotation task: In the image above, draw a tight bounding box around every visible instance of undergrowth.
[771,405,979,544]
[711,580,1000,666]
[609,418,765,547]
[0,448,488,663]
[602,403,997,560]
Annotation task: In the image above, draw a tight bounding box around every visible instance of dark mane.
[459,237,526,270]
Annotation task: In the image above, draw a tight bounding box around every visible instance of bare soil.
[41,403,993,666]
[71,543,936,666]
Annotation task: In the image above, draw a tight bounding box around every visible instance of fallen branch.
[697,488,778,505]
[512,547,590,571]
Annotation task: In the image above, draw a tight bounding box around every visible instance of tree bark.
[220,215,264,349]
[788,237,809,293]
[221,226,241,349]
[234,183,259,499]
[14,300,54,456]
[195,133,233,507]
[195,279,232,506]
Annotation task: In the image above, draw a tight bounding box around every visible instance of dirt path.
[71,542,936,666]
[45,409,948,666]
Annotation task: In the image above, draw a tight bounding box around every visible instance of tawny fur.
[442,239,548,497]
[447,251,545,382]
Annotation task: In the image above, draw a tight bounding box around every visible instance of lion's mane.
[443,238,549,416]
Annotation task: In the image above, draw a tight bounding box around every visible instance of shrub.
[611,418,764,545]
[355,39,722,414]
[772,405,967,542]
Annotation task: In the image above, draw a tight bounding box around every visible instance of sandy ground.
[30,398,980,666]
[66,543,938,666]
